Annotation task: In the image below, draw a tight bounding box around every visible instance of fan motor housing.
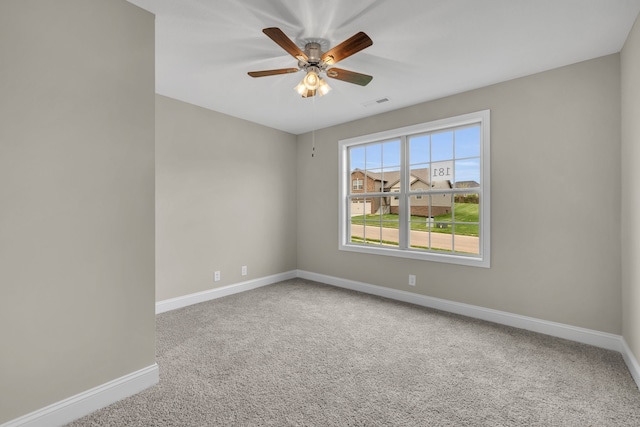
[304,42,323,64]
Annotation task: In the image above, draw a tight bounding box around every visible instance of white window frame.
[338,110,490,268]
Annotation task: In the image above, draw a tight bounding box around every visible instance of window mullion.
[399,136,409,249]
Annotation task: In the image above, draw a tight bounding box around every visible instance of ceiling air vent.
[362,97,390,107]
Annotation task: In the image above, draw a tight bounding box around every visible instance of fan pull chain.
[311,94,316,158]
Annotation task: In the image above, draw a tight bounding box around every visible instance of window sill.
[338,242,490,268]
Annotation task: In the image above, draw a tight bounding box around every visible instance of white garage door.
[351,201,371,216]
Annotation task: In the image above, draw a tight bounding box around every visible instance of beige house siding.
[387,170,453,217]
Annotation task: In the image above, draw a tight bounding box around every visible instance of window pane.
[389,189,400,212]
[382,140,401,168]
[453,233,479,255]
[430,194,454,253]
[349,196,370,217]
[455,126,481,158]
[349,196,368,244]
[410,174,429,193]
[430,160,454,188]
[408,192,430,217]
[381,166,400,193]
[431,131,453,162]
[365,144,382,170]
[381,140,401,190]
[408,166,428,189]
[454,158,480,187]
[350,170,366,195]
[350,146,366,173]
[432,197,453,228]
[367,168,383,192]
[408,195,432,250]
[409,134,430,165]
[428,233,453,253]
[431,192,454,219]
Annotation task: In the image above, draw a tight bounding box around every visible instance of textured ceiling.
[127,0,640,135]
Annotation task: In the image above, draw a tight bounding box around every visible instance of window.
[338,110,490,267]
[352,179,364,191]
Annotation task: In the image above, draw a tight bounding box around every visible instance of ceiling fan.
[248,27,373,98]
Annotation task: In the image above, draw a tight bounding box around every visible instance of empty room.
[3,0,640,425]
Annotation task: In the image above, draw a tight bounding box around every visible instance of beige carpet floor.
[68,279,640,426]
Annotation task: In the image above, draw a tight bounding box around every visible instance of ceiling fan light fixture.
[302,70,321,90]
[300,88,316,98]
[294,81,316,98]
[295,75,330,97]
[294,81,307,95]
[318,78,331,96]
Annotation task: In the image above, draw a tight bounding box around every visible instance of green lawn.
[351,203,479,236]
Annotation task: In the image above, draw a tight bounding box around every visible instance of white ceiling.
[127,0,640,135]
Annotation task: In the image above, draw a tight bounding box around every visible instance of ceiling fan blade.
[321,32,373,65]
[326,67,373,86]
[248,68,300,78]
[263,27,308,62]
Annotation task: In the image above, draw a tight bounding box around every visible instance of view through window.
[339,110,490,267]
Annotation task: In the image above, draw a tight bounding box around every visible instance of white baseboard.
[621,338,640,388]
[156,270,298,314]
[2,364,159,427]
[297,270,640,389]
[296,270,624,351]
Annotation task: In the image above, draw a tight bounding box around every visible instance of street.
[351,224,479,254]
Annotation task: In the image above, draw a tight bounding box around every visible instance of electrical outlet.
[214,271,221,282]
[408,274,416,286]
[241,266,247,276]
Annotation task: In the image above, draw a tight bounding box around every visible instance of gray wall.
[622,15,640,365]
[1,1,636,422]
[297,54,622,334]
[155,95,297,301]
[0,0,155,423]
